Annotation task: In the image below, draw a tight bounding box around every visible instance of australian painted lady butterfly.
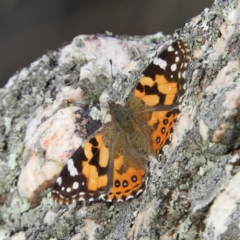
[52,40,189,204]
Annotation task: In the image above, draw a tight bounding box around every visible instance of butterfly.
[51,40,189,204]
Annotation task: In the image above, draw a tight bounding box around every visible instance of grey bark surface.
[1,0,240,239]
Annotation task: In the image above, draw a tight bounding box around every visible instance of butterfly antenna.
[109,59,113,81]
[107,59,114,108]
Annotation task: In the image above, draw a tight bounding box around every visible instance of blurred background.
[0,0,213,87]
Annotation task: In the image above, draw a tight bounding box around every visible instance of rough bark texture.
[1,0,240,239]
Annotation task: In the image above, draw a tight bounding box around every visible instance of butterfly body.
[52,40,189,204]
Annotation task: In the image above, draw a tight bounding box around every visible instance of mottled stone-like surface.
[0,0,240,239]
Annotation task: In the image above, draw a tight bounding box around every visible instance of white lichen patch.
[56,86,84,104]
[128,202,154,239]
[0,229,11,240]
[204,171,240,240]
[198,160,215,176]
[159,234,173,240]
[43,210,58,226]
[95,90,112,123]
[76,206,88,219]
[193,40,209,60]
[9,231,26,240]
[198,119,209,142]
[70,219,102,240]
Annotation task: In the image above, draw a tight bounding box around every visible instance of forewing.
[134,40,189,154]
[134,40,189,109]
[52,130,113,204]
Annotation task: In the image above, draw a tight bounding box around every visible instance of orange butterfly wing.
[52,40,189,204]
[52,130,113,204]
[52,124,146,203]
[106,141,146,202]
[133,40,189,154]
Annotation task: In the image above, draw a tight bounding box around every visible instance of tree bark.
[1,0,240,239]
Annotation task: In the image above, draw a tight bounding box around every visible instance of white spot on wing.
[183,83,187,90]
[169,133,173,141]
[175,56,180,62]
[136,189,143,196]
[168,45,174,52]
[179,94,185,103]
[66,187,71,192]
[182,71,186,78]
[56,177,62,185]
[117,199,123,202]
[162,145,169,152]
[99,194,106,200]
[153,57,167,70]
[171,64,177,71]
[126,195,134,201]
[67,159,78,176]
[73,181,79,189]
[175,51,178,55]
